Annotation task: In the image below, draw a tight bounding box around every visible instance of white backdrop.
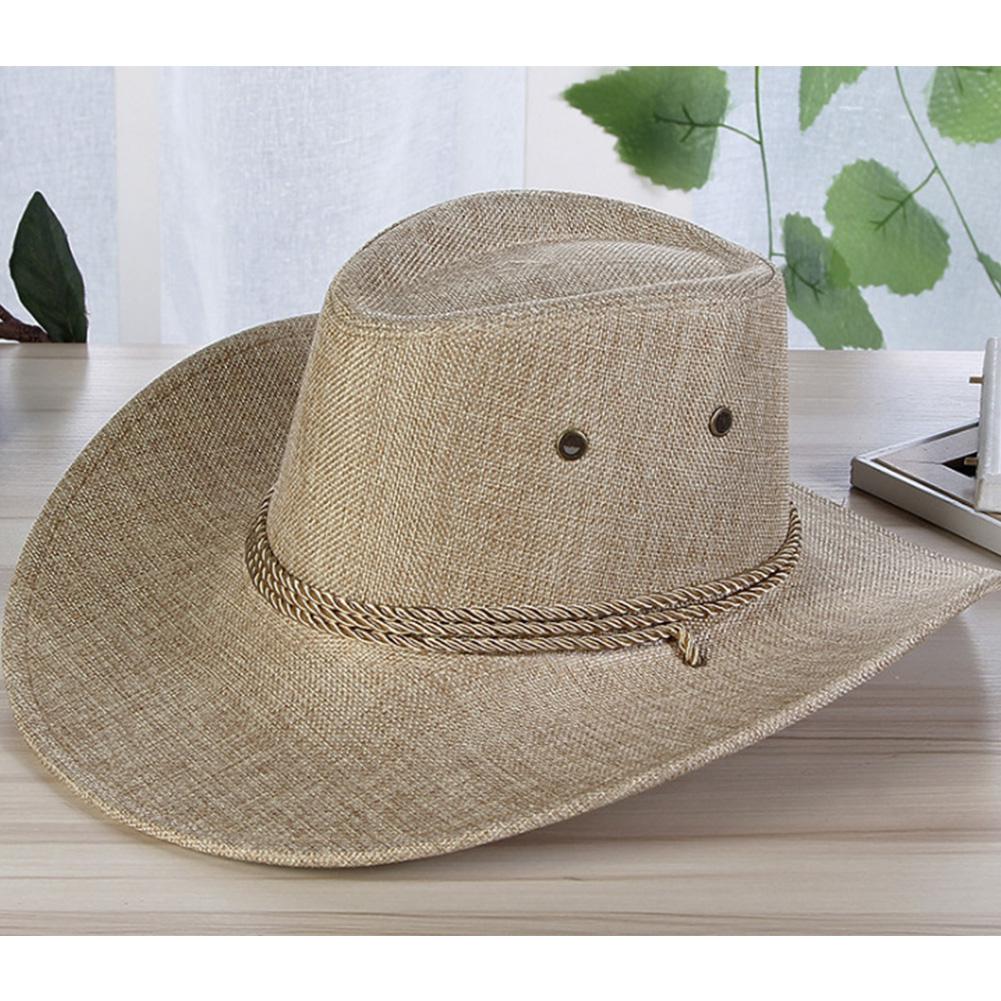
[0,68,119,340]
[0,67,525,345]
[160,67,525,345]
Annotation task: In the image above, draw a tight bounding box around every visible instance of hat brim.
[5,318,1000,867]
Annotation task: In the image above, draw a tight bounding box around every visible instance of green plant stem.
[0,303,49,342]
[754,67,776,259]
[656,70,776,259]
[874,166,938,230]
[653,112,760,146]
[711,121,761,145]
[894,65,1001,297]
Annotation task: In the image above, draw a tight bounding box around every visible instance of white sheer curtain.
[0,68,118,339]
[159,67,526,345]
[0,67,525,345]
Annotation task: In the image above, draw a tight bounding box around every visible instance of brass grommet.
[556,428,588,461]
[709,406,733,438]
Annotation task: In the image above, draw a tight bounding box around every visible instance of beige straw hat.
[4,190,1001,867]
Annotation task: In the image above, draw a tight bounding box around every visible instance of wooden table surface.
[2,343,1000,935]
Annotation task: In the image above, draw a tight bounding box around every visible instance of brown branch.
[0,303,49,342]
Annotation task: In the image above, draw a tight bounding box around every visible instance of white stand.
[974,337,1001,512]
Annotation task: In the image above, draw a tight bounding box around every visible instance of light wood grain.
[2,342,1000,935]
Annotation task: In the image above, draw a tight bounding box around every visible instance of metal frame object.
[851,422,1001,557]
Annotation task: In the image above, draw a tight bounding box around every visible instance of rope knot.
[667,625,704,667]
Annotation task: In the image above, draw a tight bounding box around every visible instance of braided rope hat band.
[246,489,802,666]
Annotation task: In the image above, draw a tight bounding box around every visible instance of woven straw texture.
[270,192,789,606]
[4,191,1001,868]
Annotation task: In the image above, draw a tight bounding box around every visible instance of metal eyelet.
[709,406,734,438]
[556,428,589,461]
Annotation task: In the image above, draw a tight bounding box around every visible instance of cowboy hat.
[4,190,999,866]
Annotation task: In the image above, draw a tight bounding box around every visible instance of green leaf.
[798,67,866,130]
[980,252,1001,281]
[927,67,1001,144]
[563,66,729,191]
[9,191,88,343]
[824,159,949,295]
[782,214,883,350]
[979,252,1001,293]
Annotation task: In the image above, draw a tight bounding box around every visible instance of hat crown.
[266,191,789,608]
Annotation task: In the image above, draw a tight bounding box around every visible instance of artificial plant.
[564,66,1001,349]
[0,191,88,343]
